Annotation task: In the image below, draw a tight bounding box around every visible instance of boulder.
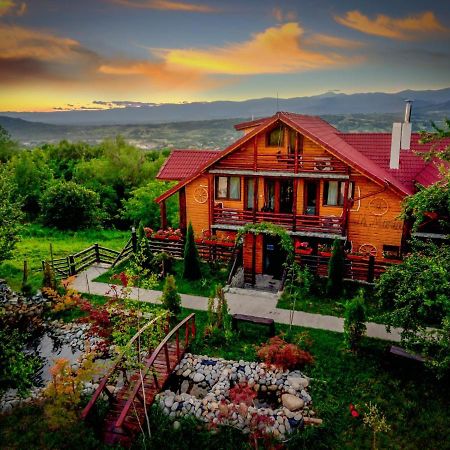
[281,394,304,411]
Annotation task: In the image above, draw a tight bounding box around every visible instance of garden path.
[72,264,402,342]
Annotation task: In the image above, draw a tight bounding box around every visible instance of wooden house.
[155,112,443,284]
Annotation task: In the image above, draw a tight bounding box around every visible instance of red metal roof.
[155,112,447,203]
[339,133,446,191]
[234,117,267,130]
[156,149,219,181]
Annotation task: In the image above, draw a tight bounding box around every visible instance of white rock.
[281,394,304,411]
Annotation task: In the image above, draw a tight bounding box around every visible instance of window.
[215,176,241,200]
[267,126,284,147]
[245,178,255,210]
[323,181,354,206]
[288,130,297,152]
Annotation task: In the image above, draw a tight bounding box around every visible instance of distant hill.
[2,87,450,126]
[1,111,446,150]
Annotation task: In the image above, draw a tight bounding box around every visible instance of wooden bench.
[231,314,275,337]
[389,345,425,363]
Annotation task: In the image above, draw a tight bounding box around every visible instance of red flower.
[351,409,360,417]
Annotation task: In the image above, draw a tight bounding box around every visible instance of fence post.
[367,255,375,283]
[94,243,100,263]
[131,227,137,253]
[41,260,45,272]
[69,255,76,275]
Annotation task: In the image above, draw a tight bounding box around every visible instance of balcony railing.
[213,207,344,235]
[214,153,348,174]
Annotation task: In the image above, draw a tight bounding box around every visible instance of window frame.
[323,181,354,207]
[215,176,241,201]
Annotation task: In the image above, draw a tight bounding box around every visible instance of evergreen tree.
[326,238,345,297]
[42,261,56,290]
[343,289,367,351]
[161,275,181,318]
[183,222,201,280]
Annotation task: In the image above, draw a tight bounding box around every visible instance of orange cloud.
[335,10,449,40]
[0,0,26,16]
[110,0,218,12]
[305,33,364,49]
[155,22,350,75]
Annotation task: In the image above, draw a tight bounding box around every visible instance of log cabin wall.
[243,234,263,275]
[185,175,210,237]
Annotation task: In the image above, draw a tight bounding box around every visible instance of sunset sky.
[1,0,450,112]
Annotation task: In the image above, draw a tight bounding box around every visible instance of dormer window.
[267,125,284,147]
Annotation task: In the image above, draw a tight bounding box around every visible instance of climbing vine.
[235,222,294,261]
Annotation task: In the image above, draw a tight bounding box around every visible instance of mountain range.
[3,88,450,126]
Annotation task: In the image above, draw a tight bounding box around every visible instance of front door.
[304,181,319,215]
[280,179,294,214]
[263,235,285,279]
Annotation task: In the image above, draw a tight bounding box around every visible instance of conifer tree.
[326,238,345,297]
[183,222,201,280]
[343,289,367,351]
[161,275,181,318]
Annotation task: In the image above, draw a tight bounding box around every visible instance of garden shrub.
[326,238,345,297]
[161,275,181,318]
[40,180,103,230]
[0,328,40,398]
[343,289,367,351]
[204,284,232,343]
[183,222,201,280]
[256,336,314,370]
[42,261,57,290]
[376,242,450,377]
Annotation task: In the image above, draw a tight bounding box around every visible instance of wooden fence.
[148,237,235,263]
[43,233,136,278]
[294,253,400,283]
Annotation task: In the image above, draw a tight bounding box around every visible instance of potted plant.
[143,227,154,239]
[168,228,182,241]
[295,241,313,255]
[346,251,365,261]
[219,233,235,247]
[318,243,332,257]
[154,229,168,240]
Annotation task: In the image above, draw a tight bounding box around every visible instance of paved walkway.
[72,264,402,342]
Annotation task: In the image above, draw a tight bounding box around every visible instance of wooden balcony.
[212,207,344,235]
[213,153,348,174]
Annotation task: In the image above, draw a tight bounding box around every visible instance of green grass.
[0,224,130,294]
[95,259,228,298]
[1,295,449,449]
[277,281,387,323]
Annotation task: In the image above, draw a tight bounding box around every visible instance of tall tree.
[0,125,19,162]
[0,165,23,265]
[326,239,345,297]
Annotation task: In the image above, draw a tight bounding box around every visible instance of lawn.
[95,259,229,298]
[276,280,388,323]
[2,299,449,450]
[0,224,130,293]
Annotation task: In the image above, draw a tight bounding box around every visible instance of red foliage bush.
[256,336,314,370]
[229,382,257,406]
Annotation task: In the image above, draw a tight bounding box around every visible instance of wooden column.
[208,174,214,231]
[253,176,258,223]
[179,187,187,234]
[251,233,256,286]
[342,180,350,236]
[294,133,299,174]
[253,137,258,171]
[292,178,298,232]
[160,201,167,229]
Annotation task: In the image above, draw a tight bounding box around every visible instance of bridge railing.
[81,312,169,421]
[114,313,196,429]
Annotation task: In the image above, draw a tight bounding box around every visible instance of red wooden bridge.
[81,313,196,446]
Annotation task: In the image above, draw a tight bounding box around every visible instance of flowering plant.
[318,243,332,253]
[296,241,310,249]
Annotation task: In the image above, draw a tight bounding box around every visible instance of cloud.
[110,0,219,12]
[0,0,26,16]
[272,7,296,22]
[155,22,351,75]
[335,10,449,40]
[305,33,364,49]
